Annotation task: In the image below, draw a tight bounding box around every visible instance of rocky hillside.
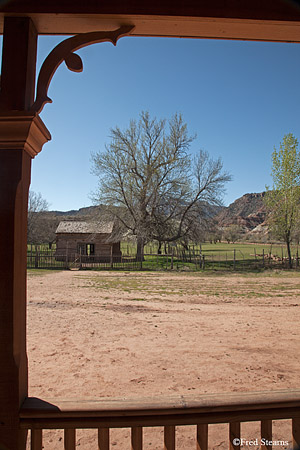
[216,192,267,231]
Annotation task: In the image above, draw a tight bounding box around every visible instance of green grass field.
[121,241,298,257]
[126,241,299,271]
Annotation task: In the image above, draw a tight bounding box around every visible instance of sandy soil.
[26,270,300,449]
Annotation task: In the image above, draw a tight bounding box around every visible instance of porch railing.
[20,389,300,449]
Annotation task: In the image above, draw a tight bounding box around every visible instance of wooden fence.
[27,248,300,271]
[27,249,140,270]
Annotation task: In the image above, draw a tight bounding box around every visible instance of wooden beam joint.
[0,112,51,158]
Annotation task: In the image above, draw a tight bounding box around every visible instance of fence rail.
[20,389,300,449]
[27,247,300,271]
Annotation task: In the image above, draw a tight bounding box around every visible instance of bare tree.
[91,112,231,258]
[27,190,50,244]
[150,149,232,246]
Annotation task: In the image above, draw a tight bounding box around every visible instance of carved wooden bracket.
[31,25,135,114]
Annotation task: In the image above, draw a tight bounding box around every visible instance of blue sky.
[23,36,300,210]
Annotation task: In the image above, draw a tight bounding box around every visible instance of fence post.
[35,250,39,268]
[65,245,69,269]
[292,417,300,449]
[139,252,143,270]
[202,255,205,270]
[233,249,236,271]
[110,245,113,269]
[171,250,174,270]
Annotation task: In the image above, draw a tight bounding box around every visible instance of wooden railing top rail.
[20,389,300,429]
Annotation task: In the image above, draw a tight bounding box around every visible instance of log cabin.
[55,220,122,262]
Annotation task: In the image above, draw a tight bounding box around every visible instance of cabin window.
[77,243,95,255]
[87,244,95,255]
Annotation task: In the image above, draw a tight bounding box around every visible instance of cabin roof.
[56,220,114,235]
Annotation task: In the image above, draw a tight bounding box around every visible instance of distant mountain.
[49,205,100,216]
[216,192,267,231]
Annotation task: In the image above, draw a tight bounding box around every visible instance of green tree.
[91,111,231,259]
[223,224,242,243]
[264,133,300,268]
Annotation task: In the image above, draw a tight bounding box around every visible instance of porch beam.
[0,17,37,111]
[2,0,300,39]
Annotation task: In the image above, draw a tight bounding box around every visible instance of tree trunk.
[286,239,293,269]
[136,237,144,262]
[181,241,189,251]
[157,241,162,254]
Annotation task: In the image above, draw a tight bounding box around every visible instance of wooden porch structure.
[20,390,300,449]
[1,1,300,448]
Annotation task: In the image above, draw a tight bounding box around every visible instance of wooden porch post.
[0,17,50,450]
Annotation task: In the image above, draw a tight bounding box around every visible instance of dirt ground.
[26,270,300,449]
